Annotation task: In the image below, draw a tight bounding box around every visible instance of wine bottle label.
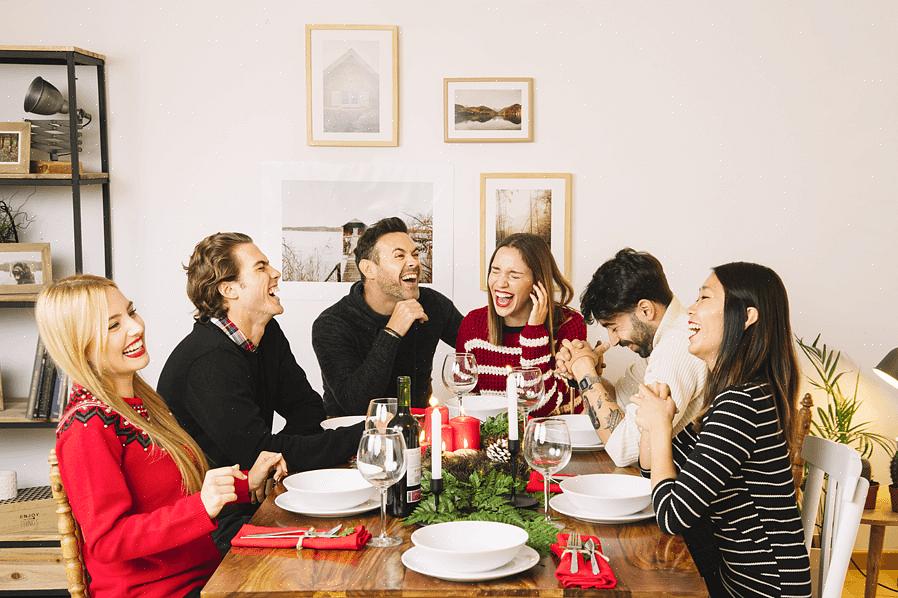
[405,448,421,486]
[407,488,422,502]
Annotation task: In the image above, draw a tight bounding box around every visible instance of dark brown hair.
[486,233,575,348]
[185,232,253,319]
[354,217,408,280]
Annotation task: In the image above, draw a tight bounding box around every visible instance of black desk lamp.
[873,348,898,390]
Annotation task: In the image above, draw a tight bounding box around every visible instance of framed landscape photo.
[306,24,399,147]
[444,78,533,143]
[480,173,571,289]
[0,243,52,295]
[0,122,30,174]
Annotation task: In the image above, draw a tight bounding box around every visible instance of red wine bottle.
[387,376,421,517]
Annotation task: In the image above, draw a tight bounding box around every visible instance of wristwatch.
[577,374,601,393]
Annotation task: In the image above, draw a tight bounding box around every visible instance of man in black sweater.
[313,217,463,415]
[158,232,363,550]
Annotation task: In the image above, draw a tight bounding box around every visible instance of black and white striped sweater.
[649,382,812,598]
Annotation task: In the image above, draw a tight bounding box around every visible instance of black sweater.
[158,318,363,472]
[312,282,463,416]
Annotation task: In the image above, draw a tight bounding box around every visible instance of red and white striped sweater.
[455,306,587,417]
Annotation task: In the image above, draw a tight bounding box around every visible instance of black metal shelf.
[0,174,109,187]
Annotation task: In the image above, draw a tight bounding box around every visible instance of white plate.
[401,544,540,582]
[549,493,654,523]
[320,415,366,430]
[571,441,604,452]
[274,491,379,518]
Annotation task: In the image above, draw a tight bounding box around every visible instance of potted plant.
[797,335,892,509]
[890,442,898,513]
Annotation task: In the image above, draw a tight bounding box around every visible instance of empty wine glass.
[356,428,407,547]
[442,353,478,409]
[513,367,545,415]
[365,398,398,431]
[523,417,572,525]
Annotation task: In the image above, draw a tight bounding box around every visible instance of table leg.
[864,524,885,598]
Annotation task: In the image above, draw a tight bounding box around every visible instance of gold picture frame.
[444,78,533,143]
[480,173,572,289]
[306,24,399,147]
[0,242,52,295]
[0,122,31,174]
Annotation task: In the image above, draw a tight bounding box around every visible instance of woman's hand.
[527,282,549,326]
[248,451,288,504]
[558,339,609,380]
[630,383,676,434]
[200,465,245,518]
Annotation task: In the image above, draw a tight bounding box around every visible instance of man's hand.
[557,339,610,380]
[630,384,676,435]
[248,451,288,504]
[386,299,429,336]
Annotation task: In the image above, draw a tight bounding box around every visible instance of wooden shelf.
[0,398,57,428]
[0,173,109,186]
[0,546,66,592]
[0,45,105,61]
[0,294,37,307]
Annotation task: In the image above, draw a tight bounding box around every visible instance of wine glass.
[523,417,572,525]
[442,353,478,409]
[365,398,398,431]
[513,367,545,415]
[356,428,408,547]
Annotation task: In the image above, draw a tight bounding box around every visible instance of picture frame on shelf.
[444,78,533,143]
[480,173,572,289]
[0,122,31,175]
[0,242,52,295]
[306,24,399,147]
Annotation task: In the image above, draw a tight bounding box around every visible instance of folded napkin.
[526,471,574,493]
[550,533,617,589]
[410,407,426,416]
[230,524,371,550]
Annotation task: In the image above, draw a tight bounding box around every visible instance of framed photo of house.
[0,122,31,174]
[306,25,399,147]
[0,243,52,295]
[444,78,533,143]
[480,173,571,289]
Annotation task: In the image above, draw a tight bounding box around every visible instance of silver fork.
[241,523,342,539]
[564,531,582,574]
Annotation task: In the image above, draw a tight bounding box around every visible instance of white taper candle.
[432,405,442,479]
[507,373,518,441]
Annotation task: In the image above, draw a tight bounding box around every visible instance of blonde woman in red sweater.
[36,275,286,598]
[456,233,587,416]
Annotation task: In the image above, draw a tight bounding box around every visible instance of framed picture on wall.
[0,243,52,295]
[480,173,571,289]
[0,122,31,174]
[444,78,533,143]
[306,24,399,147]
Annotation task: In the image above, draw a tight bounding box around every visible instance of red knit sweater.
[455,306,587,417]
[55,385,248,598]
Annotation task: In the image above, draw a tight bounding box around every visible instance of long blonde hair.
[36,275,208,493]
[487,233,576,348]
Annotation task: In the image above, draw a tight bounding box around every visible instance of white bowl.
[554,414,601,446]
[559,473,652,517]
[461,395,507,422]
[411,521,528,573]
[320,415,365,430]
[282,469,374,510]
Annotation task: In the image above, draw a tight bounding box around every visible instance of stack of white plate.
[402,521,539,582]
[552,473,654,524]
[460,395,507,422]
[275,469,379,518]
[554,414,604,451]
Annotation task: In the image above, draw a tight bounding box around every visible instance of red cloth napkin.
[411,407,426,415]
[526,471,574,493]
[230,524,371,550]
[550,533,617,589]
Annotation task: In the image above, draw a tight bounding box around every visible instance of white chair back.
[800,435,868,598]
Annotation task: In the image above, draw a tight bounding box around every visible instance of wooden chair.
[48,448,88,598]
[800,436,868,598]
[791,392,814,495]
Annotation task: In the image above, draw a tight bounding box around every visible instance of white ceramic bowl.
[320,415,365,430]
[554,414,601,446]
[411,521,528,572]
[461,395,507,422]
[559,473,652,517]
[282,469,374,510]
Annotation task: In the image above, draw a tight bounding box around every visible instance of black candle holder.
[432,477,444,512]
[506,438,538,508]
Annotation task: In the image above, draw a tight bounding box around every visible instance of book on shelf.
[33,353,57,420]
[25,339,45,419]
[49,372,69,421]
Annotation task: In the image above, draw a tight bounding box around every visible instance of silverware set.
[240,523,344,549]
[563,531,610,575]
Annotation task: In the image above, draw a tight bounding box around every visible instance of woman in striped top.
[456,233,586,416]
[632,262,811,597]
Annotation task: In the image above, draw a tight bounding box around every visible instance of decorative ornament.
[486,437,511,463]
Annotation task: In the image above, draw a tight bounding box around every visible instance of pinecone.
[486,438,511,463]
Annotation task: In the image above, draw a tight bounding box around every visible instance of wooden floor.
[843,567,898,597]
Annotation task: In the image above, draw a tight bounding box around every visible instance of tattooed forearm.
[600,406,624,433]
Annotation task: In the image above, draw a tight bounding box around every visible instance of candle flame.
[419,429,425,443]
[463,438,469,449]
[429,396,438,408]
[441,440,447,452]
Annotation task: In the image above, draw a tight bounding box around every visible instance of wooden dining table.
[202,450,708,597]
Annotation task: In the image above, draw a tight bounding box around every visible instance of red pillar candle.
[423,402,450,443]
[439,424,455,453]
[449,415,481,450]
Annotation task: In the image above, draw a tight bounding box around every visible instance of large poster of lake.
[444,78,533,142]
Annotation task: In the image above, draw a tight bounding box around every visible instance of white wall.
[2,1,897,550]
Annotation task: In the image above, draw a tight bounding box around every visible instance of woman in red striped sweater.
[456,234,587,417]
[36,275,287,598]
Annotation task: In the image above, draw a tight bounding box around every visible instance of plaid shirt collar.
[209,316,257,353]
